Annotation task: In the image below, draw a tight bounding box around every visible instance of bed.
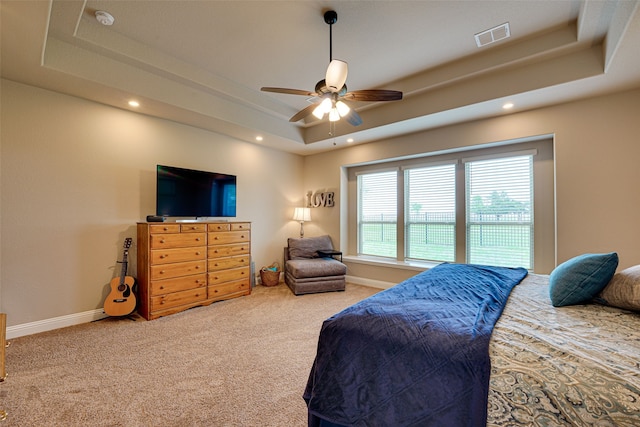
[304,262,640,426]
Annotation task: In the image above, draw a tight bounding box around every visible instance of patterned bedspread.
[488,274,640,426]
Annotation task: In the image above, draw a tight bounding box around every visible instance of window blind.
[357,170,397,257]
[465,154,533,269]
[404,163,456,262]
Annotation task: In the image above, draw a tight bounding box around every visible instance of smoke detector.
[95,10,115,26]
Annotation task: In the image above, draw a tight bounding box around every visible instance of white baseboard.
[7,278,390,339]
[346,275,395,290]
[7,309,108,339]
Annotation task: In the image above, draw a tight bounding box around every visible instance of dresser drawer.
[149,224,180,234]
[150,274,207,296]
[208,266,250,285]
[150,287,206,311]
[208,255,250,271]
[150,260,206,280]
[150,232,206,249]
[230,222,250,231]
[151,247,206,265]
[208,278,250,299]
[207,243,250,259]
[208,230,250,245]
[181,223,206,233]
[208,223,230,232]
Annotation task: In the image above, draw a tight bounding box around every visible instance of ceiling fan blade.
[343,90,403,102]
[344,109,363,127]
[261,87,317,97]
[325,60,348,93]
[289,102,321,122]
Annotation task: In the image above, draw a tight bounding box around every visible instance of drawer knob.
[160,239,165,244]
[196,251,201,255]
[161,301,165,304]
[160,270,165,274]
[160,254,167,259]
[196,237,201,241]
[163,227,169,231]
[195,265,200,270]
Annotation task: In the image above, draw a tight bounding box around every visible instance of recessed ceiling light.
[128,100,140,107]
[346,138,354,143]
[255,136,263,141]
[502,102,514,110]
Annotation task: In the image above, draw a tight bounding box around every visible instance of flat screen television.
[156,165,237,218]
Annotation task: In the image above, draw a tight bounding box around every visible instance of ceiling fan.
[261,10,403,127]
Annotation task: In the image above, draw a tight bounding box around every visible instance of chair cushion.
[286,258,346,279]
[288,235,334,260]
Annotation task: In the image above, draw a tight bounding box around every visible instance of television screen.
[156,165,237,217]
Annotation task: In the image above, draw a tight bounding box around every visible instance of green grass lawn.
[360,223,531,268]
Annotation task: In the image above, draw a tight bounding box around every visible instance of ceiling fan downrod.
[324,10,338,62]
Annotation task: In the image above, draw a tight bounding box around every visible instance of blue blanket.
[304,263,528,427]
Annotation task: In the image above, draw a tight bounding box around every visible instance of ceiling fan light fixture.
[336,100,350,117]
[313,97,333,119]
[326,60,348,92]
[260,9,402,129]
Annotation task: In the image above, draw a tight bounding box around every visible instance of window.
[465,153,534,269]
[404,163,456,262]
[349,141,553,271]
[357,170,397,257]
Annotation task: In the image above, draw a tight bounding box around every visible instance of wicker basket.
[260,262,280,287]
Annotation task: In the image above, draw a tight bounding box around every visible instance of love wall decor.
[306,190,335,208]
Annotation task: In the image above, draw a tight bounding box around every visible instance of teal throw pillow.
[549,252,618,307]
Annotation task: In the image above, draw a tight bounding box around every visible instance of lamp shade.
[312,98,332,119]
[335,100,350,117]
[325,60,348,92]
[293,207,311,222]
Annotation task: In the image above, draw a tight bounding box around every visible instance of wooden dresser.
[137,221,251,320]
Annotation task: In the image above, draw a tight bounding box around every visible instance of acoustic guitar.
[104,238,137,316]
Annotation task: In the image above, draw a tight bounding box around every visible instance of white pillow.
[598,264,640,311]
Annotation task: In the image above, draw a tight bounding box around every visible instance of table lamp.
[292,207,311,238]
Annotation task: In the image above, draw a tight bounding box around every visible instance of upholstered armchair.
[284,235,346,295]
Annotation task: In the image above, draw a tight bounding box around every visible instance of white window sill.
[342,255,441,272]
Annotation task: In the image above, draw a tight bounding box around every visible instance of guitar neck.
[119,251,129,282]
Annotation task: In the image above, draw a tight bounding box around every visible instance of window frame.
[346,139,555,273]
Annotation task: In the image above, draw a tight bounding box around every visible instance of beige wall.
[0,79,304,327]
[3,78,640,331]
[303,88,640,282]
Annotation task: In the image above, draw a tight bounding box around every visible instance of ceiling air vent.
[475,22,510,47]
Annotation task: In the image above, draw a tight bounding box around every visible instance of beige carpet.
[1,283,380,426]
